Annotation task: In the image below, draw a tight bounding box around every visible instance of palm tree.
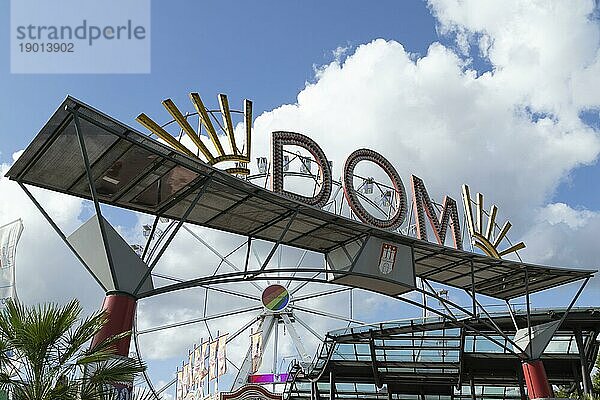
[0,298,146,400]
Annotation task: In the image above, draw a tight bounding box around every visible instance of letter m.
[410,175,462,250]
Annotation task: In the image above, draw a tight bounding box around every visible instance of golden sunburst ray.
[461,184,525,258]
[136,92,253,175]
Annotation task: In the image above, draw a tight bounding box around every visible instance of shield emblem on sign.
[378,243,397,275]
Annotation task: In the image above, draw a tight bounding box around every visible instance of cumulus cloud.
[429,0,600,110]
[0,162,103,312]
[250,37,600,234]
[245,2,600,273]
[523,203,600,270]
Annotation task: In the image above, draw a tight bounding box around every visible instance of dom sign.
[269,131,463,251]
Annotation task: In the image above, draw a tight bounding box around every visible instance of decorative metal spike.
[190,92,225,156]
[162,99,215,162]
[138,92,253,176]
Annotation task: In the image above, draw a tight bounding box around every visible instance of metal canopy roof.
[284,308,600,400]
[6,96,595,300]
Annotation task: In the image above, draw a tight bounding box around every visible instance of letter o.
[342,149,407,230]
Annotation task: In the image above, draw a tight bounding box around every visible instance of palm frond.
[85,357,145,386]
[0,298,147,399]
[59,310,108,365]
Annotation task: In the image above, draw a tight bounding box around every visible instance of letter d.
[75,19,87,40]
[271,131,332,209]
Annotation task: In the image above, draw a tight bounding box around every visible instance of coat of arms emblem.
[378,243,397,275]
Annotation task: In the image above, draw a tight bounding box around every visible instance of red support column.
[522,360,553,399]
[91,293,137,357]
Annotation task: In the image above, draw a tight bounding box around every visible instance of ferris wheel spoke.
[373,181,396,219]
[251,247,271,286]
[277,246,285,282]
[146,221,177,264]
[227,357,241,372]
[151,272,186,283]
[132,312,159,398]
[156,378,176,395]
[141,215,160,262]
[204,320,213,341]
[137,306,263,335]
[355,189,389,217]
[226,315,260,344]
[183,225,263,293]
[291,305,365,325]
[323,182,344,209]
[289,272,326,295]
[284,249,309,289]
[208,286,260,302]
[294,314,350,360]
[284,150,320,186]
[219,241,248,266]
[291,287,352,303]
[252,248,262,266]
[281,313,310,362]
[292,313,325,342]
[151,272,260,302]
[203,285,213,341]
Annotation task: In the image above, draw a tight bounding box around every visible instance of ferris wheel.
[127,92,525,399]
[127,93,419,398]
[129,158,414,397]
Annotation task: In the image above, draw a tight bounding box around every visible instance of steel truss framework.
[6,97,594,300]
[284,308,600,400]
[5,96,598,397]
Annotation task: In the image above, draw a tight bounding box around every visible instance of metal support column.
[571,361,583,397]
[369,330,382,388]
[329,370,335,400]
[470,260,476,315]
[90,293,136,356]
[516,366,527,400]
[273,317,279,393]
[524,267,532,352]
[311,380,319,400]
[72,109,118,290]
[574,328,592,394]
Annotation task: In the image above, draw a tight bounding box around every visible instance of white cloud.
[536,202,598,229]
[0,160,103,313]
[428,0,600,111]
[523,203,600,270]
[332,45,351,63]
[248,37,600,235]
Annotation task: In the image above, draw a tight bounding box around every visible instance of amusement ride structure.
[5,93,598,400]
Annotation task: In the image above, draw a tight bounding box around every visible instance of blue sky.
[0,1,437,156]
[1,1,598,207]
[2,0,600,396]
